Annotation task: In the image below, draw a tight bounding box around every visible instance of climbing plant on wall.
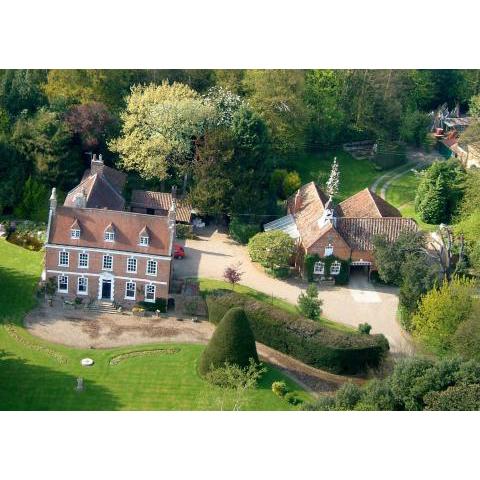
[304,254,350,285]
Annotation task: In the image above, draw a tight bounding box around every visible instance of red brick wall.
[45,246,170,305]
[351,250,377,269]
[307,229,352,261]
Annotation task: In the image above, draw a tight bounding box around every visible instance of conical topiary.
[199,307,259,376]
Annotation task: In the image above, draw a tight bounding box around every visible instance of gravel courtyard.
[173,226,413,354]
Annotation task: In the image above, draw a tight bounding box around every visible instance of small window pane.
[71,229,80,239]
[78,277,88,294]
[105,231,115,241]
[325,244,334,256]
[58,275,68,292]
[140,236,149,246]
[145,284,155,301]
[127,258,137,273]
[314,261,324,275]
[59,251,69,266]
[125,282,136,299]
[78,253,89,268]
[147,260,157,275]
[330,261,341,275]
[103,255,113,270]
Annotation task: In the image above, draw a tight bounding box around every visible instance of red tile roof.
[336,188,401,218]
[48,206,172,256]
[64,173,126,211]
[335,217,417,250]
[131,190,192,223]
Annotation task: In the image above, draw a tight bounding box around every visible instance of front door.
[101,279,112,300]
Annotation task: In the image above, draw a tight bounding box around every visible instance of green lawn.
[289,149,386,201]
[0,239,310,410]
[197,277,355,333]
[385,169,437,232]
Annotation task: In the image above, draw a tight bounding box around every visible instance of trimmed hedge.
[206,290,389,374]
[304,254,350,285]
[198,307,259,375]
[136,298,167,313]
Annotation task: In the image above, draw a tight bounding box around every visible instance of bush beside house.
[206,290,389,374]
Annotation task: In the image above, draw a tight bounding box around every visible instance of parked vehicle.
[173,244,185,259]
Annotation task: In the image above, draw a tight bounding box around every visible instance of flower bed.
[109,347,181,366]
[3,322,68,364]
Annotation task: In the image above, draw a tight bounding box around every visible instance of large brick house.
[43,156,176,306]
[265,181,417,279]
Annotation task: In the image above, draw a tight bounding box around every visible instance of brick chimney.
[90,153,104,176]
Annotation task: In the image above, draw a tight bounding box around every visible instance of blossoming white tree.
[325,157,340,198]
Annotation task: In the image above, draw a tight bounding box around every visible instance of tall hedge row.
[206,290,389,374]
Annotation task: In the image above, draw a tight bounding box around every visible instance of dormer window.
[139,226,150,246]
[70,218,81,239]
[104,223,115,242]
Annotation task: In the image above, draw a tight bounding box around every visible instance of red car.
[173,243,185,259]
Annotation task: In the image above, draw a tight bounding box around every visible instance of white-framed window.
[313,261,325,275]
[104,231,115,242]
[102,255,113,270]
[146,260,157,276]
[78,252,89,268]
[59,251,69,267]
[58,275,68,293]
[324,244,334,256]
[77,277,88,295]
[139,235,149,246]
[127,257,137,273]
[330,261,341,275]
[125,281,136,300]
[71,229,80,239]
[145,284,156,302]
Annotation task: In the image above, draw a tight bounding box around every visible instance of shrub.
[334,382,362,410]
[136,298,167,313]
[198,307,259,376]
[265,266,290,279]
[272,381,289,397]
[248,230,295,271]
[298,283,323,320]
[229,217,260,244]
[358,323,372,334]
[285,392,303,406]
[176,223,196,239]
[424,384,480,411]
[301,395,336,411]
[206,290,389,374]
[303,253,349,285]
[359,379,396,411]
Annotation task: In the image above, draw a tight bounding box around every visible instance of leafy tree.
[0,69,47,118]
[0,137,30,213]
[452,302,480,361]
[334,382,362,410]
[297,283,323,320]
[110,82,215,183]
[412,276,477,355]
[398,253,438,330]
[14,176,49,222]
[11,108,83,189]
[198,307,259,376]
[356,379,396,411]
[203,85,245,127]
[399,110,430,147]
[414,160,466,224]
[64,101,117,151]
[469,94,480,118]
[242,69,307,154]
[247,230,296,271]
[424,384,480,411]
[223,263,243,290]
[373,230,427,286]
[282,171,301,199]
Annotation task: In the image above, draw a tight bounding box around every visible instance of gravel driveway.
[173,226,413,354]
